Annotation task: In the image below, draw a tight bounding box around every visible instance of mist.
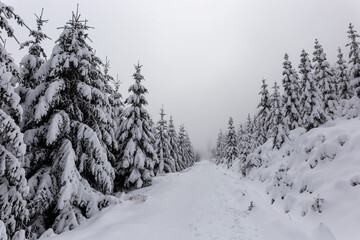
[8,0,360,157]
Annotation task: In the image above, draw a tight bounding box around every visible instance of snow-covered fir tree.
[117,63,157,189]
[0,3,29,239]
[256,78,270,144]
[19,8,49,89]
[269,82,288,149]
[0,50,29,239]
[281,53,302,130]
[224,117,238,168]
[238,115,255,164]
[346,23,360,97]
[313,39,337,117]
[22,9,117,236]
[168,116,182,171]
[154,106,175,174]
[336,47,353,100]
[103,59,123,166]
[178,125,194,168]
[299,49,326,130]
[214,129,225,164]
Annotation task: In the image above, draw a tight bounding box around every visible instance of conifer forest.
[1,1,360,240]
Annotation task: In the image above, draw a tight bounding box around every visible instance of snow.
[34,79,65,121]
[40,160,343,240]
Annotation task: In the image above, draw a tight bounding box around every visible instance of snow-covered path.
[45,161,332,240]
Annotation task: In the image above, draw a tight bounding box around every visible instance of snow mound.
[240,117,360,239]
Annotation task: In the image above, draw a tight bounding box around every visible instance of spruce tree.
[238,115,255,164]
[256,78,271,144]
[154,106,175,174]
[0,3,29,239]
[281,53,301,130]
[103,59,123,166]
[19,9,49,90]
[313,39,337,117]
[22,9,117,235]
[225,117,238,168]
[269,82,288,149]
[346,23,360,97]
[215,129,225,164]
[168,116,182,171]
[178,125,194,168]
[299,50,326,130]
[336,47,353,100]
[117,63,157,189]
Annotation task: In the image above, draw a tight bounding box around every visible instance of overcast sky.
[7,0,360,157]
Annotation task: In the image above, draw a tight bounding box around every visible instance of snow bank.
[239,117,360,240]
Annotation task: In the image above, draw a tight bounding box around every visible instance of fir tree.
[281,53,301,130]
[346,23,360,97]
[215,129,225,164]
[22,9,117,236]
[0,2,29,239]
[178,125,194,168]
[225,117,238,168]
[19,8,49,89]
[256,78,271,144]
[117,63,157,189]
[168,116,182,171]
[313,39,337,117]
[154,106,175,174]
[336,47,353,100]
[238,115,255,164]
[269,82,288,149]
[299,50,326,130]
[103,59,123,166]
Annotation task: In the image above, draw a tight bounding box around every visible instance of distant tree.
[346,23,360,97]
[215,129,225,164]
[313,39,337,117]
[269,82,288,149]
[168,116,182,171]
[154,106,176,174]
[281,53,302,130]
[117,63,157,189]
[224,117,238,168]
[256,79,271,144]
[336,47,353,100]
[178,125,194,168]
[194,152,201,162]
[104,60,124,163]
[299,49,326,130]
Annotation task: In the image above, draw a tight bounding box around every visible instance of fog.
[7,0,360,157]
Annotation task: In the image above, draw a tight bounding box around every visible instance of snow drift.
[236,117,360,240]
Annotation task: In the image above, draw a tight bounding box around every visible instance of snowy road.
[45,161,330,240]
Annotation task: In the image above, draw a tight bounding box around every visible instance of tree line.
[213,23,360,175]
[0,3,198,240]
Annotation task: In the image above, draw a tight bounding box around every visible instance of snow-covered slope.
[237,117,360,240]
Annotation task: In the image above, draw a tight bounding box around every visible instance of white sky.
[6,0,360,156]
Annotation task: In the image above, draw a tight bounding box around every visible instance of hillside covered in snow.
[228,117,360,240]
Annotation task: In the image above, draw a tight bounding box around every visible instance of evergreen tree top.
[133,62,144,84]
[313,39,328,63]
[299,50,313,74]
[159,105,166,121]
[126,63,148,106]
[19,8,50,59]
[337,47,346,65]
[228,116,234,128]
[347,23,360,45]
